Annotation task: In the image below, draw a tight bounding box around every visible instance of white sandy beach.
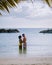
[0,56,52,65]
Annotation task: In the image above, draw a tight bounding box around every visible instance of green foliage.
[0,0,21,15]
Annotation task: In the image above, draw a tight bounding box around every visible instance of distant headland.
[39,29,52,34]
[0,29,19,33]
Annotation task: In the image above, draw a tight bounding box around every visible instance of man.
[22,34,27,49]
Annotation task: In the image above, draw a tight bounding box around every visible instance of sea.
[0,28,52,58]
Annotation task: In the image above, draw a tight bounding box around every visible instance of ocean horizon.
[0,28,52,58]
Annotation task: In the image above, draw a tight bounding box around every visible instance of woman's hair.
[18,35,21,39]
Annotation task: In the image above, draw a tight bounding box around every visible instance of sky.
[0,0,52,28]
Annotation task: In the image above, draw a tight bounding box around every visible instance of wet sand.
[0,56,52,65]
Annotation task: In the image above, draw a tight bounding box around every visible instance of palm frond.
[45,0,50,7]
[0,12,2,15]
[14,0,21,3]
[0,4,4,10]
[1,0,9,12]
[7,0,16,7]
[43,0,52,7]
[0,0,52,15]
[0,0,21,15]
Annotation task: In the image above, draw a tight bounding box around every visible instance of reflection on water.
[19,46,27,54]
[23,46,27,54]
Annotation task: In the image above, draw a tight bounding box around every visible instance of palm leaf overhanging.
[0,0,22,15]
[0,0,52,15]
[45,0,52,7]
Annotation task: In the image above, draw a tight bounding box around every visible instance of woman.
[18,35,22,50]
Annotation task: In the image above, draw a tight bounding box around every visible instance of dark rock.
[39,29,52,34]
[0,29,19,33]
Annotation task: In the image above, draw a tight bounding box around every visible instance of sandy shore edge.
[0,57,52,65]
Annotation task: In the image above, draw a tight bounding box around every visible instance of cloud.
[9,1,52,19]
[0,16,52,28]
[1,1,52,18]
[26,1,52,18]
[0,1,52,28]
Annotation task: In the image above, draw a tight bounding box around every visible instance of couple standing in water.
[18,34,27,54]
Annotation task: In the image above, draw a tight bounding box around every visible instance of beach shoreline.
[0,56,52,65]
